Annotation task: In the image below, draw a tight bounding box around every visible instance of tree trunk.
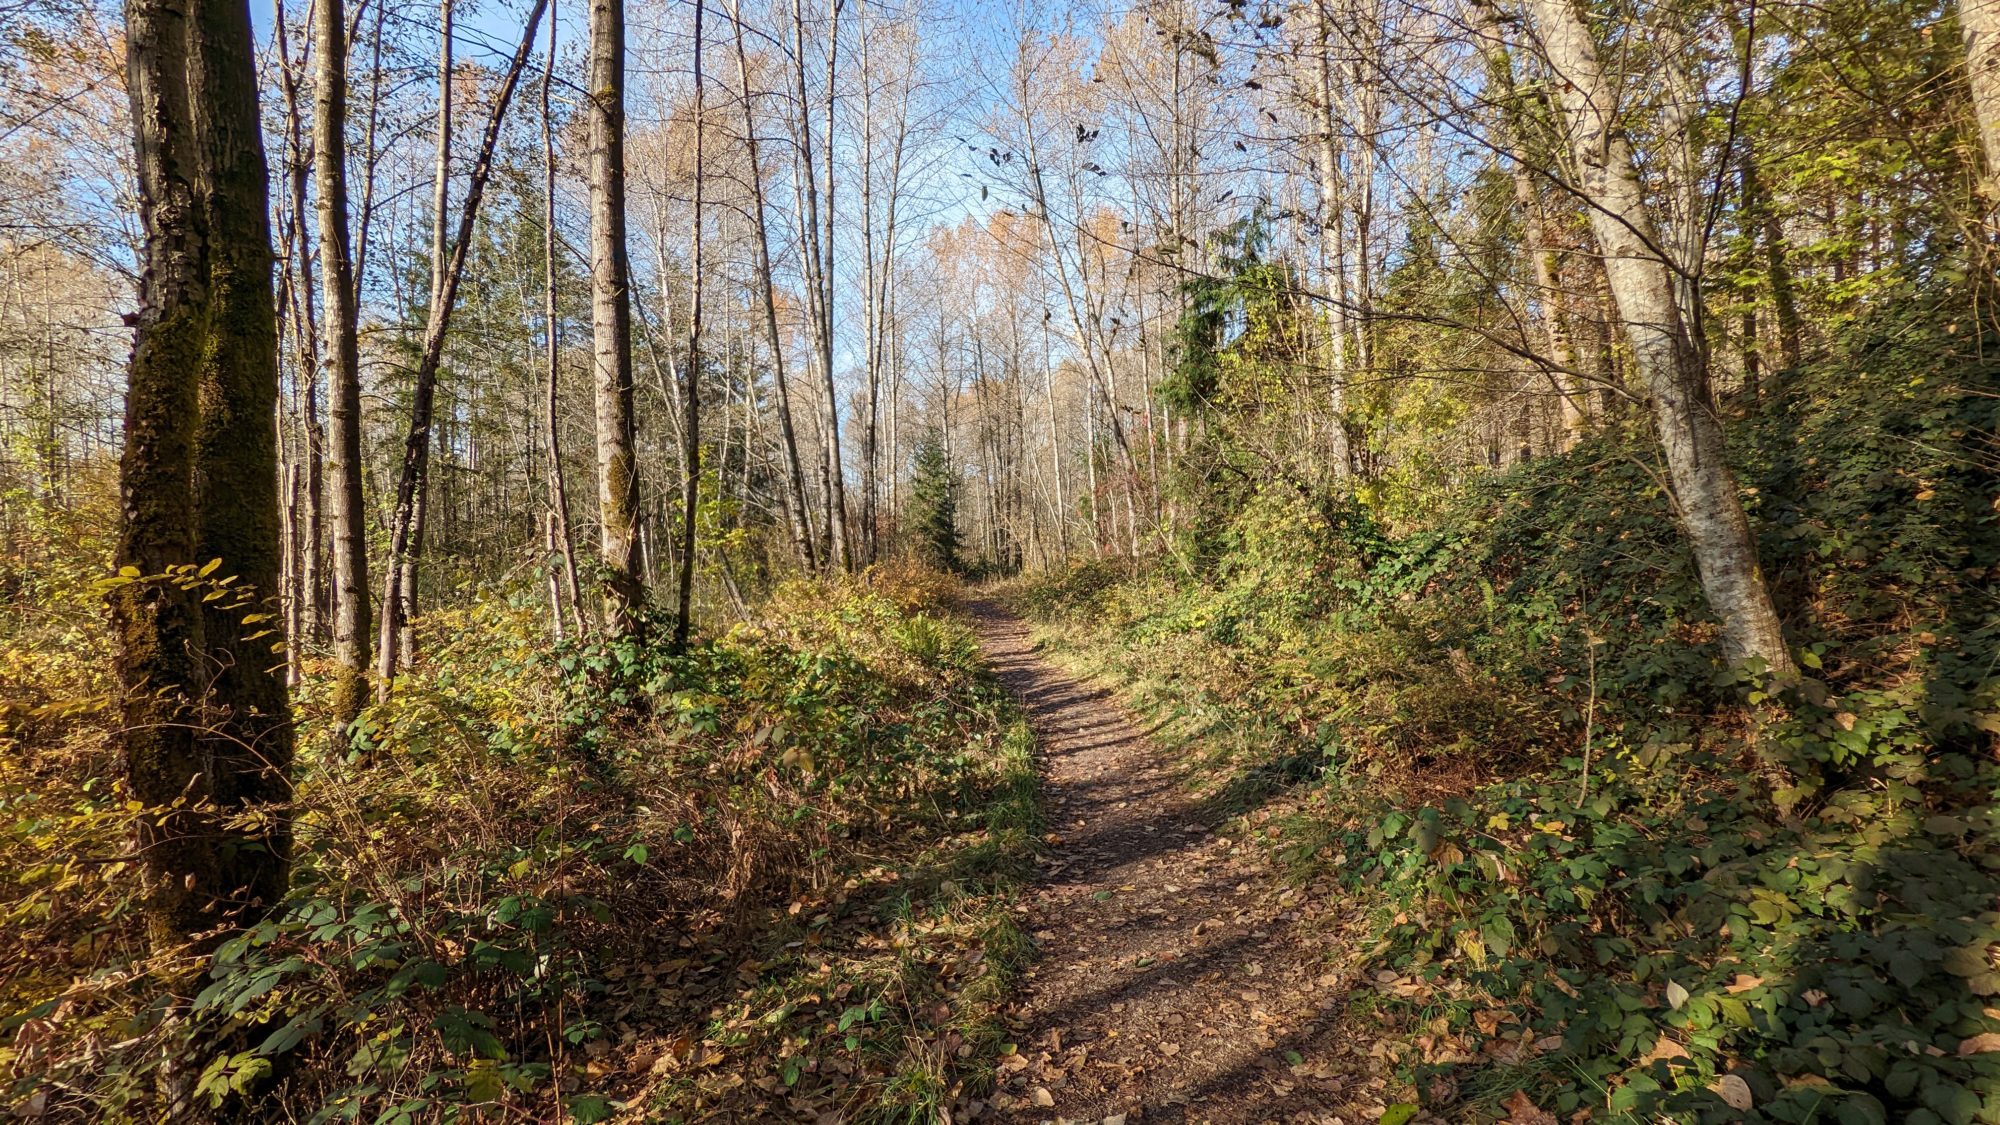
[193,0,292,914]
[118,0,209,946]
[819,0,850,572]
[375,0,453,697]
[1528,0,1797,680]
[1965,0,2000,193]
[273,3,325,646]
[787,0,851,572]
[546,511,568,641]
[314,0,372,727]
[590,0,645,632]
[117,0,292,945]
[1764,195,1802,372]
[1736,148,1763,401]
[1309,1,1354,477]
[375,0,550,691]
[675,0,705,653]
[1471,0,1586,445]
[544,0,584,626]
[1041,316,1067,560]
[728,0,817,569]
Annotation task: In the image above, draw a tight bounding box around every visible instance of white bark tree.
[1525,0,1797,679]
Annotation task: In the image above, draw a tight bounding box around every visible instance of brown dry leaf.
[1958,1032,2000,1056]
[1472,1008,1512,1035]
[1503,1089,1559,1124]
[1638,1036,1691,1066]
[1710,1074,1754,1111]
[1725,973,1765,994]
[1030,1086,1056,1107]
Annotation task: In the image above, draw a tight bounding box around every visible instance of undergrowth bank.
[1016,331,2000,1125]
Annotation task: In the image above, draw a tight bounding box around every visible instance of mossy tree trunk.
[117,0,292,944]
[191,0,292,916]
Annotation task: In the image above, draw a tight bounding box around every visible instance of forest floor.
[966,599,1379,1125]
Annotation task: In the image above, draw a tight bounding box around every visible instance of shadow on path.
[964,599,1370,1125]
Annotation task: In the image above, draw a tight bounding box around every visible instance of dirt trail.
[966,600,1365,1125]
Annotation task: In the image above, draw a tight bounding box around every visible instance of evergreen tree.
[907,427,959,572]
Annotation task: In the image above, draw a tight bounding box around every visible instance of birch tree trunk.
[589,0,646,632]
[1308,2,1354,477]
[1527,0,1797,680]
[314,0,372,726]
[1964,0,2000,193]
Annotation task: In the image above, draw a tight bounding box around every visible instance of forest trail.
[966,600,1365,1125]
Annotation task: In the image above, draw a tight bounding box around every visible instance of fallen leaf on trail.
[1031,1086,1055,1107]
[1503,1089,1558,1124]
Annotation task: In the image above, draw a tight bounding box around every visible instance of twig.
[1577,631,1600,806]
